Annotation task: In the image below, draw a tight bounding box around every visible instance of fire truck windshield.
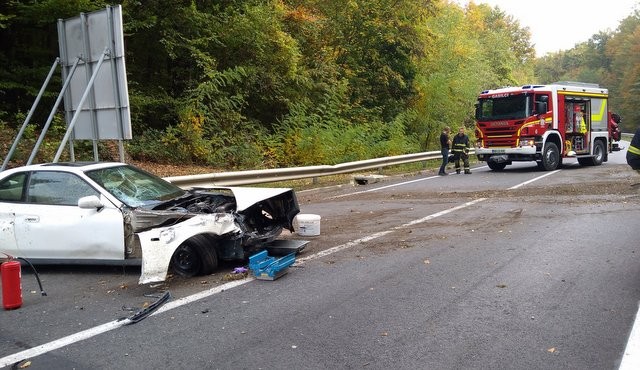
[476,94,531,121]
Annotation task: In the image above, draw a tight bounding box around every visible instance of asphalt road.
[2,147,640,370]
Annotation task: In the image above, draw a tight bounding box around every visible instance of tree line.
[0,0,637,169]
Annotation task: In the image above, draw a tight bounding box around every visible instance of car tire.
[171,235,218,277]
[197,237,219,276]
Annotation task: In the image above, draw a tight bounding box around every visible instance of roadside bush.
[0,112,71,166]
[127,129,182,163]
[268,101,420,167]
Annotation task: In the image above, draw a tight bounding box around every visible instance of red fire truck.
[474,82,610,171]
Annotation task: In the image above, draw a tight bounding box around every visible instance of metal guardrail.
[163,149,459,187]
[164,132,634,188]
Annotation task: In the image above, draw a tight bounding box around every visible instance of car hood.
[130,186,300,233]
[224,187,295,212]
[223,187,300,232]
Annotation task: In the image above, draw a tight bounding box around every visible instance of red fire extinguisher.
[1,258,23,310]
[1,254,46,310]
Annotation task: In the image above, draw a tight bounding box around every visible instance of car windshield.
[86,165,186,208]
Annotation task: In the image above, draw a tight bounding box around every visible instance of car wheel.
[171,235,218,277]
[197,238,219,276]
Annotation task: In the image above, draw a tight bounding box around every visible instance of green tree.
[0,0,557,169]
[306,0,435,122]
[0,0,107,122]
[414,1,535,149]
[604,10,640,130]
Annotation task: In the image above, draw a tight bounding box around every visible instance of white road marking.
[0,320,128,368]
[329,176,440,199]
[0,171,565,368]
[619,303,640,370]
[508,169,560,189]
[328,165,499,199]
[0,279,250,368]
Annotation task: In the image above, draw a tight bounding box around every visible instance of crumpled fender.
[137,213,240,284]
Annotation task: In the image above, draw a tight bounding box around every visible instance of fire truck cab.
[474,82,609,171]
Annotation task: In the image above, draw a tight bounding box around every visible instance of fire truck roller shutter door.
[590,98,608,131]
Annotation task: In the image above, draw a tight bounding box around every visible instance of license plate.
[491,149,506,154]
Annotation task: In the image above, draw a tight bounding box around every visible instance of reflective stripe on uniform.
[452,144,466,153]
[629,145,640,156]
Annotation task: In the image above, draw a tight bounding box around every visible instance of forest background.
[1,0,639,172]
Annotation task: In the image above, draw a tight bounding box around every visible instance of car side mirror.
[78,195,104,210]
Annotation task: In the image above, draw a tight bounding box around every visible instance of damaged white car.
[0,162,303,284]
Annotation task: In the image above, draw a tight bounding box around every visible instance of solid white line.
[397,198,486,228]
[619,303,640,370]
[508,169,560,189]
[295,230,395,264]
[0,320,129,368]
[0,172,547,368]
[152,278,249,315]
[297,197,487,265]
[0,278,251,369]
[329,165,494,199]
[329,176,440,199]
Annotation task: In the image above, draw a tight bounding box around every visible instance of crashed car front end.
[137,213,240,284]
[130,187,300,284]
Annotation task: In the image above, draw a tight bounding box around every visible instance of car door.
[6,170,125,261]
[0,171,25,258]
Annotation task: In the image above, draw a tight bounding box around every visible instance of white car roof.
[1,163,294,212]
[0,162,126,177]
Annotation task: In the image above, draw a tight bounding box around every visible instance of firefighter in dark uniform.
[452,126,471,174]
[627,126,640,173]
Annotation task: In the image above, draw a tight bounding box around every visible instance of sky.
[455,0,639,56]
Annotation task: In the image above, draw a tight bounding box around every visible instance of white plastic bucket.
[296,214,321,236]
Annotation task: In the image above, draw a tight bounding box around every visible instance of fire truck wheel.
[578,140,605,166]
[592,140,605,165]
[541,142,560,171]
[488,162,507,171]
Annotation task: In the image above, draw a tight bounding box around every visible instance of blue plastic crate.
[248,250,296,280]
